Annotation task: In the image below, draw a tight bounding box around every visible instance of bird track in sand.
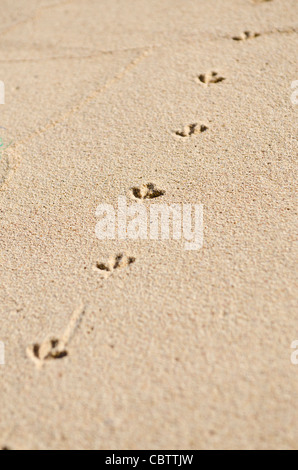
[94,253,136,279]
[27,302,86,368]
[130,183,165,201]
[175,123,208,138]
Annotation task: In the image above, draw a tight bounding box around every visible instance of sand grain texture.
[0,0,297,450]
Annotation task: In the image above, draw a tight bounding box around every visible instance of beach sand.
[0,0,297,450]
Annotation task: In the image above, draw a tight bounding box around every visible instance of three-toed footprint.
[130,183,165,200]
[232,31,260,41]
[175,123,208,138]
[27,303,86,368]
[197,71,225,86]
[94,253,136,278]
[29,339,68,362]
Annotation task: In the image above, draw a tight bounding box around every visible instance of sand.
[0,0,297,450]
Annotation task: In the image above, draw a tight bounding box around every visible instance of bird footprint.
[95,253,136,277]
[197,71,225,85]
[232,31,260,41]
[175,123,208,137]
[28,338,68,365]
[130,183,165,200]
[27,303,85,368]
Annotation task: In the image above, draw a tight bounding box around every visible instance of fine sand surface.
[0,0,297,450]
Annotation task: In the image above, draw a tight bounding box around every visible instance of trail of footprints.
[26,5,271,367]
[27,184,165,366]
[26,251,139,366]
[177,25,264,137]
[176,71,222,138]
[94,185,165,277]
[95,185,165,276]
